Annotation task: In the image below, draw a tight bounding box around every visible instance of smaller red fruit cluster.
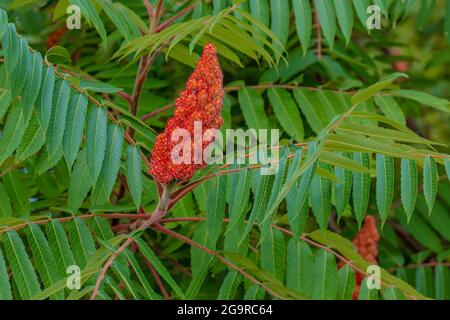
[353,215,380,264]
[47,26,67,48]
[149,44,224,185]
[352,215,380,299]
[338,216,380,299]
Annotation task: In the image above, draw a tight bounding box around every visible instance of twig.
[140,84,355,121]
[130,51,161,115]
[328,210,341,233]
[115,173,128,203]
[154,0,165,27]
[116,91,133,104]
[128,0,165,138]
[0,162,22,179]
[143,0,154,22]
[139,248,171,299]
[168,144,311,204]
[314,7,322,60]
[128,43,168,137]
[223,83,354,94]
[156,216,422,299]
[387,220,424,252]
[90,185,172,300]
[388,261,450,272]
[90,236,136,300]
[112,223,133,233]
[153,224,286,299]
[151,246,192,277]
[0,213,151,234]
[156,3,197,32]
[141,102,175,121]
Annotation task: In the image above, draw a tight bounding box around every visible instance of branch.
[314,7,322,60]
[151,245,192,277]
[140,84,355,121]
[128,0,165,137]
[143,0,154,22]
[387,220,424,252]
[168,143,311,205]
[156,3,197,32]
[128,45,167,137]
[223,83,355,94]
[141,102,175,121]
[388,261,450,272]
[116,91,133,104]
[139,248,171,299]
[90,185,172,300]
[90,236,136,300]
[156,216,421,299]
[0,213,151,234]
[153,224,286,299]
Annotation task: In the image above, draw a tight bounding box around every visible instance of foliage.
[0,0,449,300]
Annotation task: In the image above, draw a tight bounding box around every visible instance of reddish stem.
[314,8,322,60]
[139,249,171,299]
[0,213,151,234]
[153,224,284,299]
[116,91,133,104]
[156,3,197,32]
[155,216,419,299]
[141,102,175,121]
[140,84,355,121]
[143,0,154,21]
[91,186,172,300]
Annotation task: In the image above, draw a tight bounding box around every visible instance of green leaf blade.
[0,248,12,300]
[334,0,354,45]
[312,249,337,299]
[400,159,418,221]
[36,65,56,134]
[314,0,337,48]
[267,88,304,142]
[423,156,438,215]
[375,154,394,225]
[47,79,71,160]
[126,145,143,209]
[293,0,312,55]
[237,87,268,129]
[3,231,41,299]
[287,239,313,298]
[352,152,371,227]
[63,92,88,171]
[92,123,124,205]
[46,220,76,278]
[25,224,63,300]
[86,107,108,186]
